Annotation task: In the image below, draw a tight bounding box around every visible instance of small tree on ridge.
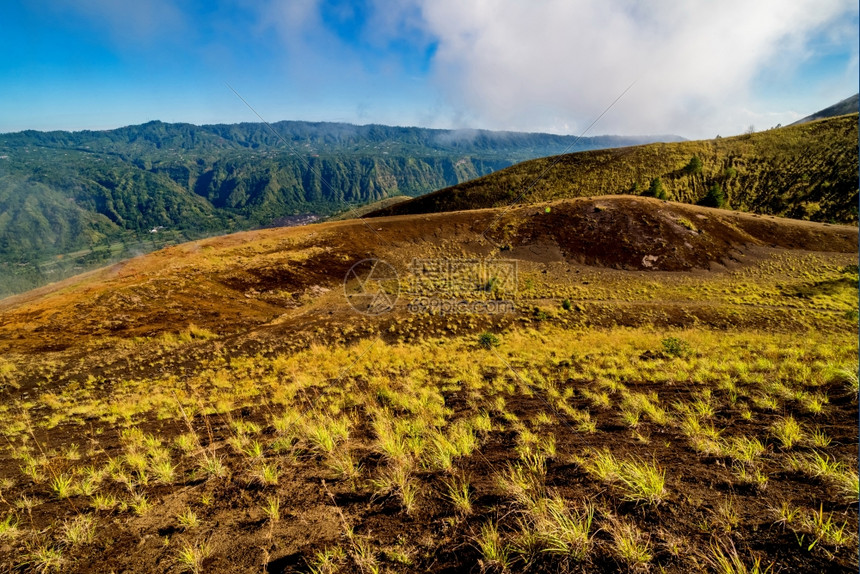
[701,183,726,208]
[648,177,667,200]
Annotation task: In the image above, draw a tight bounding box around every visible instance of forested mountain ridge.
[792,93,858,125]
[0,120,681,295]
[3,120,682,158]
[370,114,859,225]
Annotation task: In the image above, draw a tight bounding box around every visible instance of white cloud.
[256,0,389,100]
[385,0,857,137]
[46,0,855,136]
[47,0,187,45]
[260,0,323,46]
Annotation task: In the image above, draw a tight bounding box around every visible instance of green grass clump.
[51,474,75,499]
[580,449,666,505]
[706,538,773,574]
[177,508,200,530]
[443,474,473,516]
[176,540,212,574]
[770,416,803,449]
[23,545,64,573]
[610,519,652,567]
[798,504,853,550]
[538,498,594,561]
[0,514,19,540]
[476,521,511,570]
[62,514,96,545]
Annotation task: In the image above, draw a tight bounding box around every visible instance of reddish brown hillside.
[0,196,855,356]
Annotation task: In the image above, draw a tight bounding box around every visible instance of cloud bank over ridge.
[362,0,858,137]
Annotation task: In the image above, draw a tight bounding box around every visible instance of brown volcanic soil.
[0,196,857,574]
[485,196,856,271]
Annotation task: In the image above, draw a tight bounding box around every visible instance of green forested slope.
[792,93,858,125]
[0,120,680,295]
[370,115,859,224]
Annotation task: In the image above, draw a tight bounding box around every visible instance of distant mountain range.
[0,120,682,295]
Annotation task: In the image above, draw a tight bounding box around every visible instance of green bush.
[661,337,690,357]
[700,184,726,208]
[562,298,572,311]
[479,333,501,349]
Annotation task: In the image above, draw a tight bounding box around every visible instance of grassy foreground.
[0,324,857,572]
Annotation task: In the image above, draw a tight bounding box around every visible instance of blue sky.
[1,0,857,139]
